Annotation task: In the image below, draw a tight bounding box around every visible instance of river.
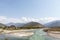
[0,29,60,40]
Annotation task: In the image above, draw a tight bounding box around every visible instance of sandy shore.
[47,31,60,39]
[0,29,34,37]
[5,32,34,37]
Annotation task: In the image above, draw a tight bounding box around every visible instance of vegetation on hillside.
[0,22,44,30]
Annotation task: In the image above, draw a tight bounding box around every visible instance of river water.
[0,29,60,40]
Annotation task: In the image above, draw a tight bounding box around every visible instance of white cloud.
[0,16,59,24]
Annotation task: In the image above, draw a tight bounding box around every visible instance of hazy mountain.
[6,22,25,27]
[45,20,60,28]
[0,23,6,27]
[22,22,44,28]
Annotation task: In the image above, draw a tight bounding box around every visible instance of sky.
[0,0,60,24]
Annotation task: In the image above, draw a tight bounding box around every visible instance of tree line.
[0,25,42,30]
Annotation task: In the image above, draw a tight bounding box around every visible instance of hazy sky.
[0,0,60,23]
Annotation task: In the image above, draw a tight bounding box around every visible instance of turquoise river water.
[0,29,60,40]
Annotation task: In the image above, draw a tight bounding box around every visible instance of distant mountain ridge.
[0,20,60,28]
[45,20,60,28]
[0,22,45,28]
[0,23,6,27]
[6,22,25,27]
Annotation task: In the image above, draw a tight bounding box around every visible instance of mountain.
[6,22,25,27]
[45,20,60,28]
[22,22,44,28]
[0,23,6,27]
